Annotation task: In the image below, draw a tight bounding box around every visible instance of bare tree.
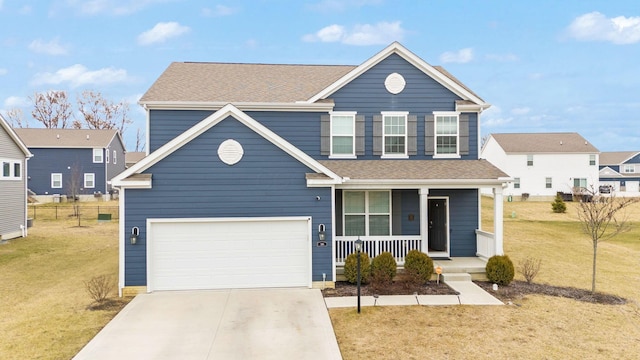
[134,127,145,152]
[4,108,29,128]
[76,90,132,135]
[30,90,73,128]
[576,188,638,292]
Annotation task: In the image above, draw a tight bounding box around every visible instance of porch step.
[441,273,472,282]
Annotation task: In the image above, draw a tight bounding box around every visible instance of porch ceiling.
[317,159,508,182]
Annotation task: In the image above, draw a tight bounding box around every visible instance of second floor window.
[331,112,355,157]
[623,164,635,173]
[93,148,103,163]
[589,154,596,166]
[435,113,458,156]
[527,155,534,166]
[382,112,408,157]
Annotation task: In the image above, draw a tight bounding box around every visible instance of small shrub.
[403,250,433,286]
[551,194,567,213]
[486,255,515,285]
[517,257,542,283]
[84,274,114,303]
[370,252,397,290]
[344,252,371,284]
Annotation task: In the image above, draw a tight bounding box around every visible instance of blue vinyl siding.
[124,116,333,286]
[430,188,479,257]
[626,153,640,164]
[330,53,478,159]
[148,110,214,152]
[27,148,106,195]
[399,189,420,235]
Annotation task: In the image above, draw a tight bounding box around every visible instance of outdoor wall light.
[130,227,139,245]
[318,224,326,241]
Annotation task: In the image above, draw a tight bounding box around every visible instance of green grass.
[331,197,640,359]
[0,205,127,359]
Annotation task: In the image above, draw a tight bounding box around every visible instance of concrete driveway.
[74,288,342,360]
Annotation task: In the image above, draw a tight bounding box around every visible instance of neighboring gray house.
[125,151,146,168]
[112,42,510,295]
[0,114,32,240]
[14,128,126,201]
[599,151,640,197]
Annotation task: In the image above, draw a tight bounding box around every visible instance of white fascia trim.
[338,178,511,189]
[112,104,341,184]
[456,103,490,112]
[599,166,622,177]
[118,189,125,296]
[140,101,335,112]
[112,179,152,188]
[306,41,488,106]
[306,178,343,187]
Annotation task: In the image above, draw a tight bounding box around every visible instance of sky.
[1,0,639,152]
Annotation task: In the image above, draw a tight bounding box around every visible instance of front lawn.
[0,203,127,359]
[330,198,640,359]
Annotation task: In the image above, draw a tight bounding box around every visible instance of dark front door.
[428,198,447,252]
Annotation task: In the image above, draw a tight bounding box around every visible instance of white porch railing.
[335,236,422,265]
[475,229,495,259]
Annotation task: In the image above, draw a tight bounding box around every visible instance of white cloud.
[4,96,30,108]
[302,21,404,46]
[65,0,168,16]
[511,107,531,115]
[439,48,474,64]
[31,64,129,88]
[566,11,640,44]
[137,22,190,45]
[28,38,68,56]
[202,5,237,17]
[485,53,519,62]
[0,68,7,75]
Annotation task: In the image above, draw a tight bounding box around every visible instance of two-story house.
[14,128,126,201]
[0,115,32,240]
[112,42,510,295]
[481,133,600,200]
[599,151,640,196]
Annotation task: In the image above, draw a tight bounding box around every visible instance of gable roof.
[0,114,32,157]
[13,128,122,149]
[599,151,639,165]
[489,133,599,154]
[139,42,487,111]
[112,104,341,188]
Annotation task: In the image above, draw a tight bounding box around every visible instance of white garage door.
[147,217,311,291]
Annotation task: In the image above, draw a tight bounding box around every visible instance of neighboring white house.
[481,133,600,200]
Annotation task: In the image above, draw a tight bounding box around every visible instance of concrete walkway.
[324,280,503,308]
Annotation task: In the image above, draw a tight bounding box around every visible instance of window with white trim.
[84,173,95,188]
[589,154,596,166]
[573,178,587,189]
[382,112,408,157]
[434,112,459,156]
[51,173,62,188]
[343,190,391,236]
[113,150,117,164]
[527,155,534,166]
[514,177,520,189]
[106,149,110,163]
[330,112,356,157]
[545,177,552,189]
[93,148,103,163]
[623,164,635,173]
[1,159,21,180]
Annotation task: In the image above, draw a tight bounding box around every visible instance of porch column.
[419,188,429,253]
[493,186,504,255]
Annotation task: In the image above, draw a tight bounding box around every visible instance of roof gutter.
[138,101,335,112]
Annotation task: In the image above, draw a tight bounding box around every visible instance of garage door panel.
[148,218,311,291]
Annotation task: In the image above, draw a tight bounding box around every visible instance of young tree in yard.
[30,90,73,128]
[75,90,132,135]
[577,189,638,292]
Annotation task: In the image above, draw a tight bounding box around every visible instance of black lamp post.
[355,236,363,314]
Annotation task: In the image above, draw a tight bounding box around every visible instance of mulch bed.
[86,298,129,311]
[475,280,627,305]
[322,280,458,297]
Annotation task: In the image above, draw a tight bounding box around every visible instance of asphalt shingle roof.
[490,133,599,154]
[14,128,119,148]
[599,151,638,165]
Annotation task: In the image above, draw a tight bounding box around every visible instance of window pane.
[345,191,365,213]
[345,215,365,236]
[369,215,390,235]
[384,116,405,135]
[384,136,405,154]
[2,162,9,177]
[332,116,353,135]
[436,136,457,154]
[332,136,353,154]
[368,191,389,213]
[14,163,21,177]
[436,116,457,135]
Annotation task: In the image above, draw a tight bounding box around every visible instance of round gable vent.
[218,139,244,165]
[384,72,406,94]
